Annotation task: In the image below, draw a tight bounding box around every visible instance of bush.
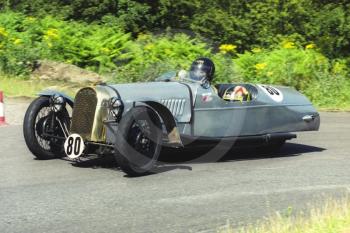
[233,44,350,108]
[0,12,40,76]
[5,1,350,60]
[0,12,132,75]
[0,11,349,109]
[234,44,331,90]
[112,33,212,82]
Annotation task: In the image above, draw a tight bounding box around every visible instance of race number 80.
[64,134,85,159]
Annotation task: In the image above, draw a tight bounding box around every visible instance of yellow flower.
[255,63,267,70]
[305,43,316,49]
[332,61,346,74]
[101,47,110,54]
[219,44,237,53]
[13,38,22,45]
[252,48,262,53]
[0,27,8,37]
[26,16,36,22]
[45,28,59,40]
[137,33,150,41]
[145,43,154,50]
[282,41,295,49]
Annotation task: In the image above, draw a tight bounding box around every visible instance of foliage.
[3,0,350,60]
[0,14,40,76]
[233,44,350,108]
[0,12,131,75]
[113,33,212,82]
[0,12,235,82]
[0,11,349,109]
[234,46,330,90]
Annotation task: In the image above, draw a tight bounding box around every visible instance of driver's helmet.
[189,58,215,82]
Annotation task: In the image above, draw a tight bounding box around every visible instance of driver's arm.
[176,70,188,81]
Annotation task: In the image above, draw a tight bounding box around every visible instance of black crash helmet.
[189,58,215,82]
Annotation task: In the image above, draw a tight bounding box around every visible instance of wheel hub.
[35,117,50,139]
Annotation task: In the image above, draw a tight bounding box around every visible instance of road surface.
[0,99,349,233]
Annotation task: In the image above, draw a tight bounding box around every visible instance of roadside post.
[0,91,7,126]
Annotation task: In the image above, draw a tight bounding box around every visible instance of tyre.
[23,96,70,160]
[114,106,162,176]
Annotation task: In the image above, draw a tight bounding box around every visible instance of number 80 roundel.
[258,85,284,102]
[64,134,85,159]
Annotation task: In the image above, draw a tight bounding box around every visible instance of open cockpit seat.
[215,84,258,101]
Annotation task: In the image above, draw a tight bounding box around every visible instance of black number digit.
[264,86,280,96]
[267,87,274,95]
[67,137,73,155]
[74,137,81,155]
[271,87,280,95]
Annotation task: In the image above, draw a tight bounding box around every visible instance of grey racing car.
[23,58,320,176]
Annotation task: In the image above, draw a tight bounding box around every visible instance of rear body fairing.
[177,83,319,138]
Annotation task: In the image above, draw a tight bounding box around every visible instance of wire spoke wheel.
[127,120,156,159]
[34,107,51,151]
[23,96,70,160]
[115,107,162,177]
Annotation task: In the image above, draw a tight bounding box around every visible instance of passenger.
[223,85,251,102]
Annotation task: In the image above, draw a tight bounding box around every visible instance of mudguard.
[38,90,74,107]
[136,100,183,147]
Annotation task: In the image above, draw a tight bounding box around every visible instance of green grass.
[0,76,82,98]
[218,197,350,233]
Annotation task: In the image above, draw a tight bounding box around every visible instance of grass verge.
[0,76,82,98]
[218,197,350,233]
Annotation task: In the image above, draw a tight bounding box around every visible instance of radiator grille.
[160,99,186,116]
[70,88,97,139]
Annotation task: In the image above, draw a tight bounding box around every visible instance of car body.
[23,72,320,176]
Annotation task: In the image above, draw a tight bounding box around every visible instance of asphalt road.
[0,110,349,233]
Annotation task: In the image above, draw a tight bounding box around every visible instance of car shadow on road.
[158,142,326,164]
[67,155,118,170]
[68,154,192,175]
[67,142,325,176]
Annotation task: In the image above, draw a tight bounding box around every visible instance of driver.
[189,58,215,83]
[172,58,216,90]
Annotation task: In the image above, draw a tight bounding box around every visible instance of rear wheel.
[23,96,70,160]
[114,107,162,176]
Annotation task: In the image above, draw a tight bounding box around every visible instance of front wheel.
[114,107,162,177]
[23,96,70,160]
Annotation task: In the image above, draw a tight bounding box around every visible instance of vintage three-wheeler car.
[23,58,320,176]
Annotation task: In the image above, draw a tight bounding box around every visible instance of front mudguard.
[38,90,74,108]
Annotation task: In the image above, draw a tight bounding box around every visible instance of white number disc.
[64,134,85,159]
[258,85,284,102]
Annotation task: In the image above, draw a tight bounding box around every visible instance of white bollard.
[0,91,7,125]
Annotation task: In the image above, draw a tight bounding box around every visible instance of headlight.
[50,94,66,112]
[108,97,123,119]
